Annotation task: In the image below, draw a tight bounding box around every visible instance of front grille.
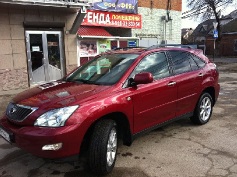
[6,103,37,122]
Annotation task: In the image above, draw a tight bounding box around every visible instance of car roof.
[100,46,209,63]
[103,46,204,56]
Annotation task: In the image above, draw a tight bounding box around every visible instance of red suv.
[0,47,220,175]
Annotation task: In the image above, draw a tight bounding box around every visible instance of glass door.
[25,31,65,86]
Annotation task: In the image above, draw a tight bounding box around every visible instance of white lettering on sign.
[82,10,142,29]
[87,11,111,25]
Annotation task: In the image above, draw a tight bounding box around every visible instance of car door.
[126,52,178,133]
[168,51,205,117]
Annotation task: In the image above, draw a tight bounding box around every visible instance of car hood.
[12,81,111,108]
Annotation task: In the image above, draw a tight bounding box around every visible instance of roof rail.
[99,46,146,55]
[112,46,146,51]
[146,44,198,50]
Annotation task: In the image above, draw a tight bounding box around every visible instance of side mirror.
[128,72,153,87]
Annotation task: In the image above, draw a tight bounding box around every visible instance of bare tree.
[182,0,234,41]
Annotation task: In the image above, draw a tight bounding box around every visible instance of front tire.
[89,119,117,175]
[191,92,213,125]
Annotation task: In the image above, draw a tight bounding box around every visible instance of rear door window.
[168,51,192,75]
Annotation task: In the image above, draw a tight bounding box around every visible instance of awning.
[77,26,113,38]
[77,26,140,42]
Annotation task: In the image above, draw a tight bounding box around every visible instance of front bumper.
[0,115,83,159]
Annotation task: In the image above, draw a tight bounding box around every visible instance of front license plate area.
[0,127,11,143]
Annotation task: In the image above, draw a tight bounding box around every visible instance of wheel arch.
[80,112,132,154]
[202,86,216,105]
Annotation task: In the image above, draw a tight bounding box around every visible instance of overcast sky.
[181,0,199,29]
[181,0,236,29]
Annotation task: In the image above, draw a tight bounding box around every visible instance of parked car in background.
[0,46,220,175]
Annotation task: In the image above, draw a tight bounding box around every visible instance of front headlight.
[34,106,78,127]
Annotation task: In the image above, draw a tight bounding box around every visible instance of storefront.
[0,0,89,92]
[77,9,141,66]
[25,30,65,85]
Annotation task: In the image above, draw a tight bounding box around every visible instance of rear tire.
[89,119,117,175]
[191,92,213,125]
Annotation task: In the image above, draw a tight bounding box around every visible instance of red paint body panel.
[131,77,177,132]
[0,115,84,158]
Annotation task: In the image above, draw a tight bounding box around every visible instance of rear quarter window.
[190,54,206,68]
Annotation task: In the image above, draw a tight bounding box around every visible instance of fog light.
[42,143,63,151]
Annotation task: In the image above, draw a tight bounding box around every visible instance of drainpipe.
[163,0,171,44]
[166,0,171,22]
[164,17,167,44]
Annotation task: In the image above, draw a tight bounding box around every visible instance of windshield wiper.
[72,79,100,85]
[74,79,90,83]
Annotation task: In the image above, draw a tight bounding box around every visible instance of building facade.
[190,10,237,56]
[206,18,237,56]
[133,0,182,46]
[0,0,182,93]
[0,0,89,94]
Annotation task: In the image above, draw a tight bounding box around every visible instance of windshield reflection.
[66,54,139,85]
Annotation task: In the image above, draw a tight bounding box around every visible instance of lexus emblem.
[10,107,17,114]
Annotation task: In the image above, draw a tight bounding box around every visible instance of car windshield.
[66,53,139,85]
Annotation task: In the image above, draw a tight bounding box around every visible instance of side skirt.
[132,112,193,141]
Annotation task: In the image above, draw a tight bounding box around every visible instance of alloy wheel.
[200,97,212,121]
[107,127,117,167]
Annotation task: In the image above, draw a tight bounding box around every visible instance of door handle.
[168,81,176,86]
[198,73,204,77]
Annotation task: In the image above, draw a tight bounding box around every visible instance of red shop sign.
[81,10,142,29]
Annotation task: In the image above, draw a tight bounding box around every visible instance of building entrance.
[25,31,65,86]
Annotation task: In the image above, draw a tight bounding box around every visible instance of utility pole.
[213,22,218,62]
